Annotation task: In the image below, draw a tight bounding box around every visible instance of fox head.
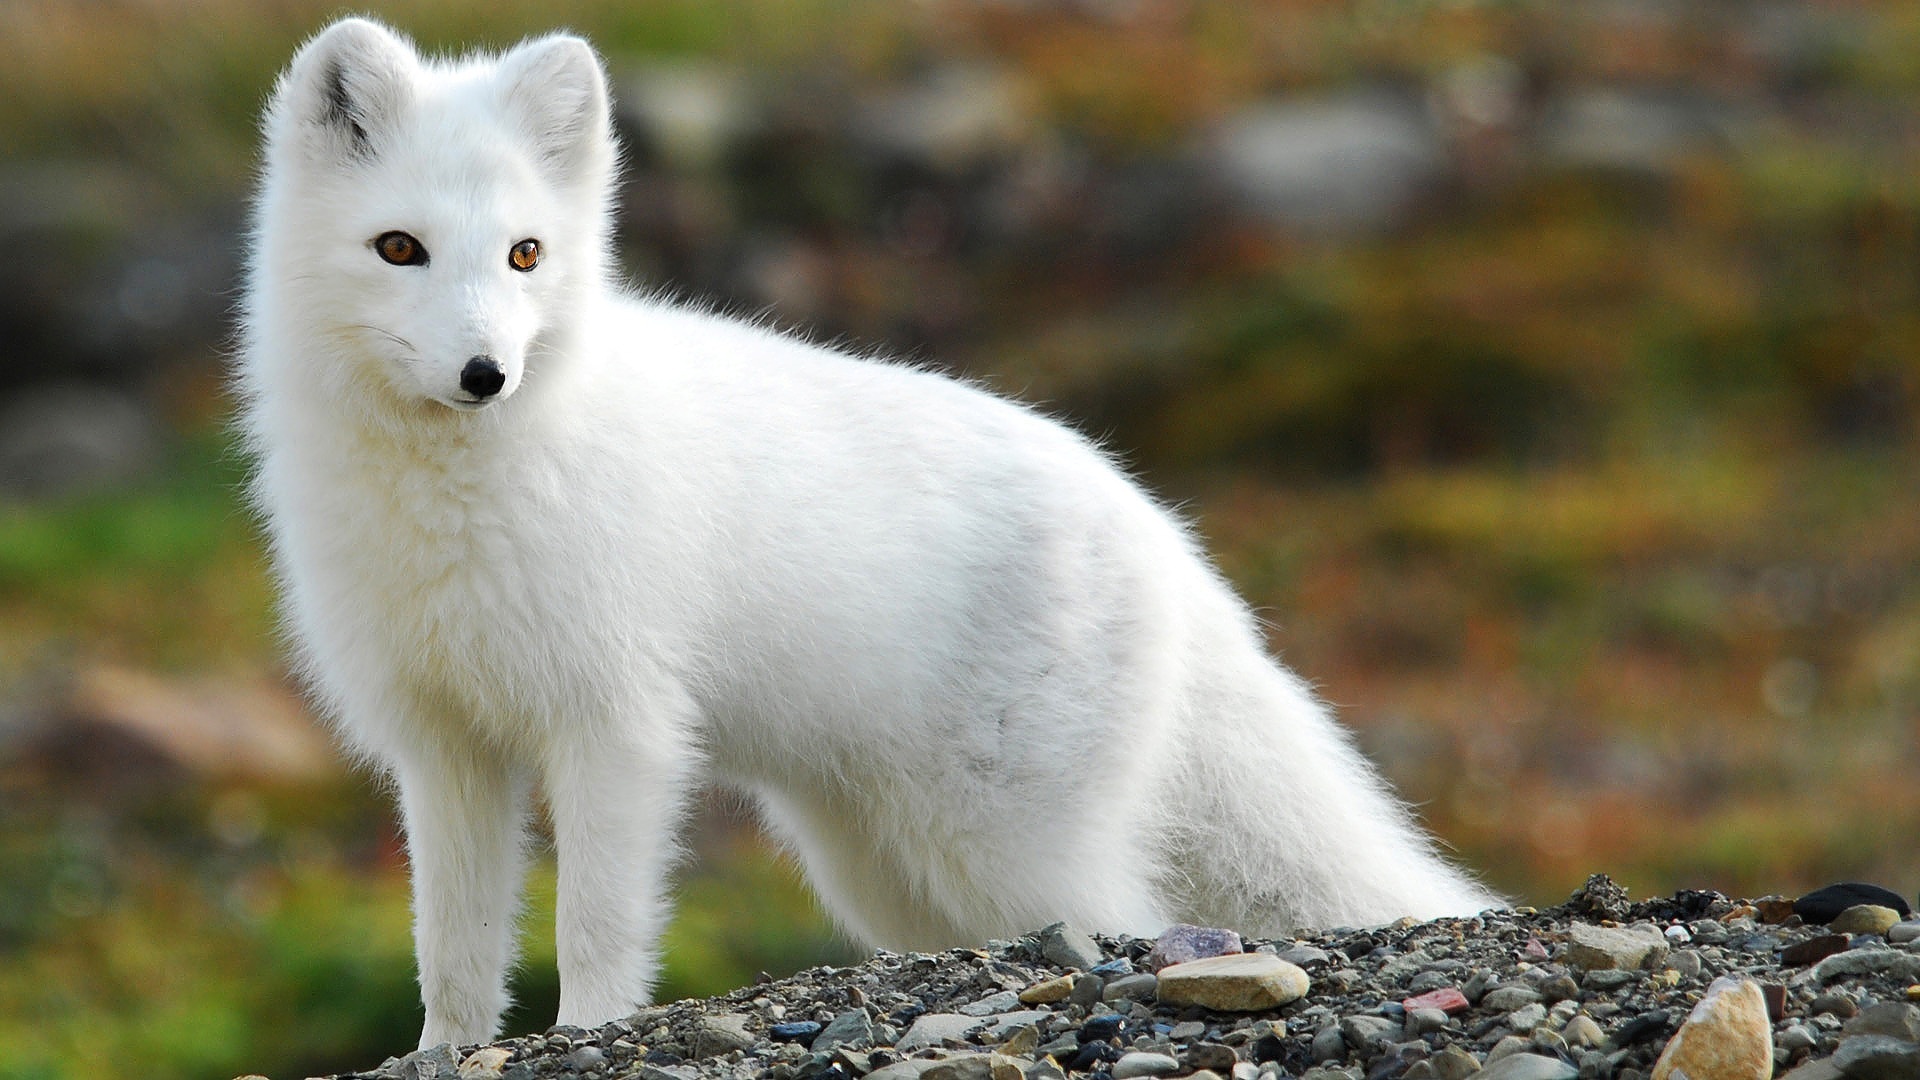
[252,18,616,414]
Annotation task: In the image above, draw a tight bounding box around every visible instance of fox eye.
[374,231,427,267]
[509,239,541,272]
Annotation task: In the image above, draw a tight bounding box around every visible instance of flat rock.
[1782,934,1852,966]
[1112,1051,1182,1079]
[1649,976,1772,1080]
[1567,922,1670,971]
[1842,1002,1920,1042]
[1468,1052,1578,1080]
[1814,949,1920,984]
[1834,1035,1920,1080]
[896,1013,984,1054]
[813,1007,875,1052]
[1144,925,1243,972]
[1156,953,1311,1012]
[1795,883,1913,925]
[689,1013,756,1058]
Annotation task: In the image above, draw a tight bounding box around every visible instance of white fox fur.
[240,18,1498,1047]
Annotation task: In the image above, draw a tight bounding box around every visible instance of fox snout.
[461,355,508,400]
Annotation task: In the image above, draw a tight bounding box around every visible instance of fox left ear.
[496,35,614,186]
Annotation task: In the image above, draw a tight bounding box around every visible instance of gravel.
[308,875,1920,1080]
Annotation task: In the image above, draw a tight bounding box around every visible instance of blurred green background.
[3,2,1919,1077]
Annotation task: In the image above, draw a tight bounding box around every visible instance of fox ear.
[495,35,614,185]
[275,17,417,161]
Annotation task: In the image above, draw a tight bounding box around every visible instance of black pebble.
[1793,882,1912,924]
[1251,1032,1287,1063]
[1079,1015,1125,1043]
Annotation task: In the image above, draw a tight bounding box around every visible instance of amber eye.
[374,231,427,267]
[508,239,541,272]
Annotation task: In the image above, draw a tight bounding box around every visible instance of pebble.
[1038,921,1104,971]
[1830,906,1903,937]
[1888,922,1920,945]
[1146,924,1244,971]
[1103,973,1161,1002]
[1405,988,1472,1015]
[1649,976,1773,1080]
[691,1013,757,1057]
[1482,986,1545,1012]
[813,1007,875,1052]
[1784,935,1854,967]
[896,1014,983,1054]
[1112,1051,1183,1078]
[1471,1052,1580,1080]
[1832,1035,1920,1080]
[1562,1015,1606,1049]
[1568,923,1671,971]
[769,1020,823,1045]
[455,1047,512,1079]
[1814,950,1920,984]
[1157,953,1311,1011]
[1841,1002,1920,1042]
[958,991,1021,1017]
[1795,884,1913,926]
[1019,974,1074,1004]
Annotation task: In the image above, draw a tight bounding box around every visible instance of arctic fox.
[240,18,1498,1046]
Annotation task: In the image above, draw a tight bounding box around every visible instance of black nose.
[460,356,506,399]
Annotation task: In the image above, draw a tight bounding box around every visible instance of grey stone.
[815,1007,876,1053]
[1407,1009,1451,1037]
[1430,1046,1483,1080]
[975,1011,1052,1039]
[1567,923,1670,972]
[1781,1058,1847,1080]
[897,1013,985,1054]
[563,1046,605,1073]
[690,1013,757,1058]
[1778,1024,1820,1053]
[960,991,1023,1017]
[399,1044,460,1080]
[1112,1052,1182,1079]
[1103,973,1160,1002]
[1814,949,1920,984]
[1835,1035,1920,1080]
[1279,945,1333,968]
[1482,986,1545,1012]
[1889,922,1920,945]
[866,1062,946,1080]
[1666,950,1703,979]
[1561,1016,1606,1050]
[1485,1036,1533,1065]
[1581,970,1639,992]
[1340,1014,1401,1054]
[1843,1002,1920,1043]
[1313,1025,1348,1063]
[1505,1004,1548,1033]
[1038,923,1104,971]
[1469,1052,1580,1080]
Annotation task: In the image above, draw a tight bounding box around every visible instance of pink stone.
[1402,988,1471,1015]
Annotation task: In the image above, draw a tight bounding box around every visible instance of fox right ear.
[273,18,417,161]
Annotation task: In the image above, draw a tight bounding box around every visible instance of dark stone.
[770,1021,824,1046]
[1183,1044,1239,1072]
[1564,874,1633,922]
[1090,957,1135,978]
[1794,883,1912,925]
[1761,984,1787,1023]
[1079,1015,1125,1043]
[1781,935,1851,967]
[812,1009,875,1054]
[1251,1032,1287,1063]
[1069,1039,1122,1071]
[1606,1011,1671,1049]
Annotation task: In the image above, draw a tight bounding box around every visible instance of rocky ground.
[289,876,1920,1080]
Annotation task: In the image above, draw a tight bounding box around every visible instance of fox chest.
[303,466,631,725]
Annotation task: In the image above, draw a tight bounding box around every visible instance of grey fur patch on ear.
[279,17,418,161]
[495,34,614,183]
